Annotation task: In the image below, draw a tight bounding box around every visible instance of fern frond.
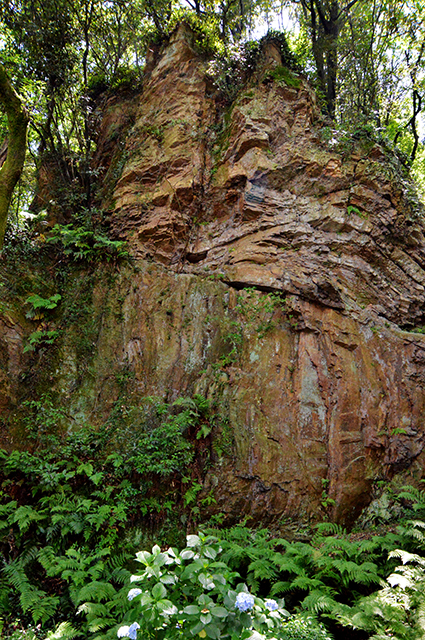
[249,558,278,580]
[87,617,117,632]
[77,601,109,617]
[46,621,80,640]
[291,576,326,591]
[301,590,339,614]
[270,580,293,595]
[30,594,61,624]
[37,545,60,575]
[315,522,346,537]
[76,581,117,603]
[389,549,425,565]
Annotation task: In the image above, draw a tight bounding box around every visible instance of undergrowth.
[0,394,213,638]
[2,394,425,639]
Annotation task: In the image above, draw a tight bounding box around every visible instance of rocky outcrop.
[2,24,425,527]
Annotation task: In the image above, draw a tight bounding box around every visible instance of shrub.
[116,532,290,640]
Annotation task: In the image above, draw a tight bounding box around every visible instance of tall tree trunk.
[301,0,360,119]
[0,64,29,249]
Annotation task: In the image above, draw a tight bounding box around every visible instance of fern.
[76,582,117,604]
[301,590,340,614]
[314,522,346,537]
[46,621,80,640]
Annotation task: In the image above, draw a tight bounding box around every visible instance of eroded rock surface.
[2,24,425,526]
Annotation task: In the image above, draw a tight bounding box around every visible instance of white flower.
[128,588,143,601]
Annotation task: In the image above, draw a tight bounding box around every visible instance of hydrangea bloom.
[128,588,143,601]
[265,599,279,611]
[128,623,140,640]
[235,592,255,612]
[117,622,140,639]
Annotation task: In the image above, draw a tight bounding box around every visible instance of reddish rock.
[2,24,425,527]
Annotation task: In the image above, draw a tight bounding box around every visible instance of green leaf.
[152,582,167,600]
[89,472,104,485]
[183,605,200,615]
[199,573,215,589]
[136,551,152,564]
[77,462,94,477]
[190,622,204,635]
[211,607,227,618]
[240,613,252,627]
[153,552,167,566]
[187,535,201,547]
[157,599,178,615]
[205,623,220,638]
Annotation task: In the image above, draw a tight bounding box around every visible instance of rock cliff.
[2,24,425,527]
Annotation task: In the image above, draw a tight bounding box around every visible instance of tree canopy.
[0,0,424,246]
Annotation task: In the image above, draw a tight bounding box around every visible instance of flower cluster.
[235,592,255,612]
[117,622,140,639]
[265,599,279,611]
[127,588,143,601]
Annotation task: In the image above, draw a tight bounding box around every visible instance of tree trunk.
[0,64,29,248]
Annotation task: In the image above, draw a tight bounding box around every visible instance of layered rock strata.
[2,24,425,525]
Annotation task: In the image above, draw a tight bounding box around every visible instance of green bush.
[116,532,290,640]
[46,223,128,262]
[279,615,332,640]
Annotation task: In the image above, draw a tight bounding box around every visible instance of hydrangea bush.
[116,532,289,640]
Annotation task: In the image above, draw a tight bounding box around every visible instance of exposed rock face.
[2,24,425,526]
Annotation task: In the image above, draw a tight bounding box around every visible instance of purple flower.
[265,599,279,611]
[235,592,255,612]
[128,588,143,601]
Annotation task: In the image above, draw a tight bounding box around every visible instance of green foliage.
[117,532,290,640]
[332,543,425,639]
[25,293,61,319]
[278,615,332,640]
[206,30,300,102]
[0,392,214,637]
[165,9,223,57]
[23,329,60,353]
[4,437,425,640]
[346,205,361,216]
[46,223,128,263]
[263,65,301,88]
[0,441,135,636]
[110,394,212,477]
[236,288,284,339]
[23,293,62,352]
[209,522,402,633]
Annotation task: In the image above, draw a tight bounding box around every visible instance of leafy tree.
[0,63,28,248]
[291,0,361,118]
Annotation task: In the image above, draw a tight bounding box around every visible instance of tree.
[0,63,28,248]
[296,0,361,118]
